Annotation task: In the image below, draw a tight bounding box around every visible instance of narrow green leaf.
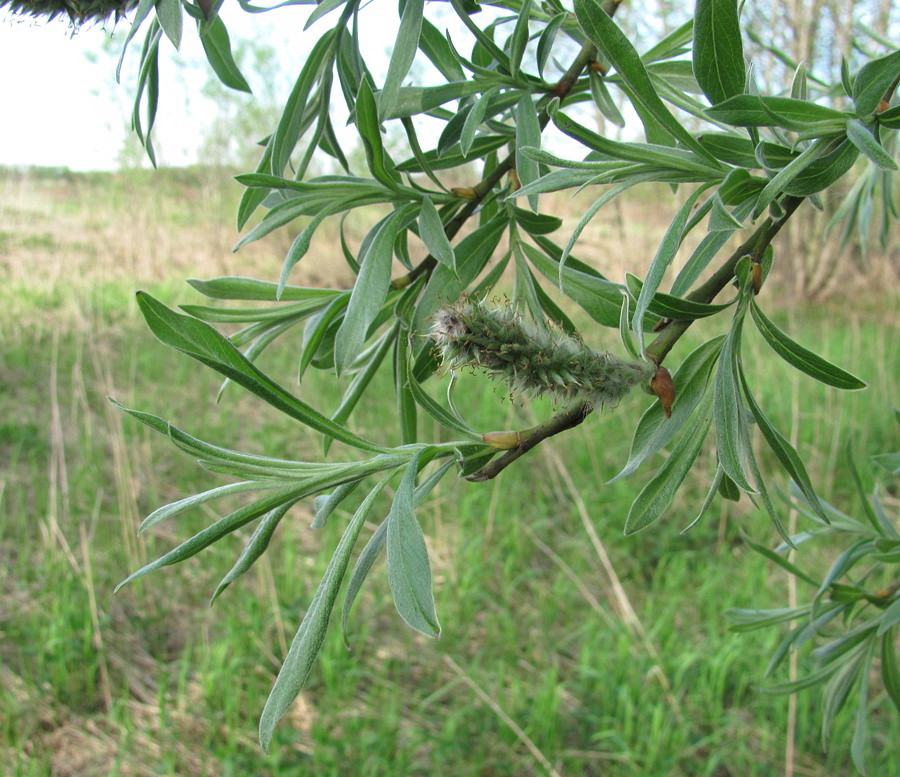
[413,215,507,334]
[624,396,713,534]
[632,184,712,352]
[460,86,500,157]
[852,48,900,116]
[573,0,719,163]
[187,277,341,302]
[725,605,809,632]
[846,118,898,170]
[311,481,361,530]
[536,13,565,78]
[692,0,745,105]
[335,207,413,374]
[341,517,389,645]
[738,530,820,588]
[419,17,466,81]
[705,94,848,128]
[624,274,734,320]
[355,75,402,188]
[258,474,390,752]
[156,0,183,49]
[394,332,418,446]
[713,303,754,492]
[379,0,424,120]
[882,628,900,713]
[418,196,455,272]
[200,16,251,94]
[750,301,866,389]
[589,71,626,127]
[519,239,626,329]
[210,500,294,603]
[117,484,310,592]
[140,480,280,533]
[516,92,542,211]
[739,367,828,522]
[386,453,440,636]
[135,293,387,452]
[508,0,532,79]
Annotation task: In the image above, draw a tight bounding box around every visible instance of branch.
[466,402,594,482]
[645,194,806,363]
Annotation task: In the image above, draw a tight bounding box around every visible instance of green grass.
[1,170,898,776]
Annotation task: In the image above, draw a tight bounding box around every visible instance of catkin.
[430,298,656,407]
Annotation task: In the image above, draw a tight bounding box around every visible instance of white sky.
[0,4,380,170]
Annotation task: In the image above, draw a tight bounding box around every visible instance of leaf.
[311,480,360,530]
[519,240,626,329]
[379,0,424,120]
[852,48,900,116]
[846,118,898,170]
[140,480,281,533]
[418,196,455,272]
[187,277,341,302]
[335,207,413,374]
[200,16,251,94]
[624,395,713,534]
[394,332,418,445]
[725,605,809,632]
[419,17,466,81]
[632,185,712,353]
[536,13,565,78]
[210,500,293,603]
[713,302,754,492]
[135,293,387,452]
[270,30,336,176]
[610,336,724,482]
[341,517,389,646]
[460,86,500,156]
[258,474,391,752]
[573,0,718,164]
[692,0,745,105]
[882,628,900,713]
[516,93,542,211]
[750,301,866,389]
[705,95,848,129]
[738,367,828,522]
[386,454,441,636]
[355,76,402,189]
[156,0,183,49]
[116,484,311,592]
[738,530,820,588]
[589,71,626,127]
[508,0,532,80]
[624,274,734,320]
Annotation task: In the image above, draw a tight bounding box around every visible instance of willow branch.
[645,195,805,363]
[466,402,594,482]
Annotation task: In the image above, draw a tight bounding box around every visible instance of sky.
[0,4,374,170]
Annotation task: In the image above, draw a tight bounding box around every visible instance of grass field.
[1,166,898,776]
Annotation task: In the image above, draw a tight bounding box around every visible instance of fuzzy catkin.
[0,0,138,24]
[430,299,656,406]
